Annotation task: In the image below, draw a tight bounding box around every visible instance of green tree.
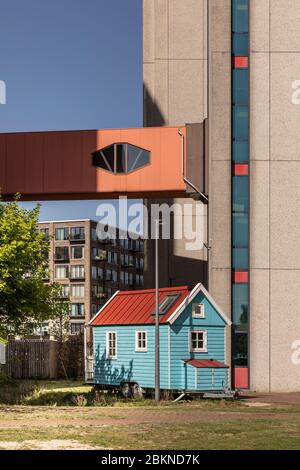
[0,196,68,337]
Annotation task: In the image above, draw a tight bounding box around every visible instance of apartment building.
[38,220,144,335]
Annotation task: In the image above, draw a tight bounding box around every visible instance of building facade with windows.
[143,0,300,392]
[38,219,144,336]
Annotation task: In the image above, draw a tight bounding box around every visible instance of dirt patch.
[243,402,272,408]
[240,392,300,405]
[0,439,99,450]
[0,408,299,429]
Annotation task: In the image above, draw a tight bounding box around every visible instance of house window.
[59,285,70,298]
[70,265,85,279]
[55,265,69,279]
[55,227,69,240]
[35,322,49,336]
[192,304,205,318]
[70,303,85,317]
[108,251,118,264]
[39,228,49,241]
[70,227,85,241]
[92,247,106,260]
[55,246,69,261]
[92,265,97,280]
[91,227,97,241]
[70,323,84,335]
[92,284,105,298]
[107,287,117,298]
[91,303,99,314]
[107,332,117,359]
[156,293,180,316]
[135,331,147,352]
[70,284,84,298]
[190,330,207,353]
[71,246,84,259]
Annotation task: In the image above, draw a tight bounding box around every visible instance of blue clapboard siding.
[170,292,226,390]
[198,368,229,391]
[93,324,169,388]
[182,365,228,391]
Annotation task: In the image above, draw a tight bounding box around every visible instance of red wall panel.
[234,367,249,389]
[0,127,187,200]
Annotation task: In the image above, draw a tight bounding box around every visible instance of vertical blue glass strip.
[232,1,249,374]
[232,0,249,33]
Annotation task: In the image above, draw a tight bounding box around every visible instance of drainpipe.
[178,128,208,204]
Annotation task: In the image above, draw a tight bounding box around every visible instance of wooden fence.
[7,339,58,379]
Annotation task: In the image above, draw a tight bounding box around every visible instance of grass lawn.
[0,380,299,449]
[0,409,299,450]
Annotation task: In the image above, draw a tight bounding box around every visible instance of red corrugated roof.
[91,286,192,326]
[184,359,229,369]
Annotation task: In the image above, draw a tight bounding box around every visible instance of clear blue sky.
[0,0,143,223]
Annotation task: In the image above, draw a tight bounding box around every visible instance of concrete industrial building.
[38,220,144,335]
[143,0,300,392]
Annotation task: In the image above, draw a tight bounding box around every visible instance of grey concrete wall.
[250,0,300,391]
[143,0,208,127]
[143,0,209,290]
[207,0,232,369]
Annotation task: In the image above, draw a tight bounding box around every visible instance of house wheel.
[121,382,132,398]
[131,383,143,398]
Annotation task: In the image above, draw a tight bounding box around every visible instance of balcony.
[54,255,69,262]
[94,293,107,300]
[69,236,85,243]
[54,247,69,262]
[69,228,85,243]
[59,294,70,300]
[70,275,85,281]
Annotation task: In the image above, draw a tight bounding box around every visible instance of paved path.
[240,392,300,405]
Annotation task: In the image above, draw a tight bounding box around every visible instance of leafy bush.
[72,394,88,407]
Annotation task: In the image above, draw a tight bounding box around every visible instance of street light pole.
[155,218,160,402]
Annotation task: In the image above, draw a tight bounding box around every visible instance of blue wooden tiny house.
[87,283,231,393]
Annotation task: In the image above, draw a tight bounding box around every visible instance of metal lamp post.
[155,218,160,402]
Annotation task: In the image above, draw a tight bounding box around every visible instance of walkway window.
[92,143,150,174]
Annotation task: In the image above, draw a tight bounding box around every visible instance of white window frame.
[55,264,69,279]
[70,264,84,279]
[192,303,205,319]
[70,303,85,317]
[106,331,117,359]
[135,331,147,352]
[70,284,84,298]
[189,330,207,353]
[71,245,84,260]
